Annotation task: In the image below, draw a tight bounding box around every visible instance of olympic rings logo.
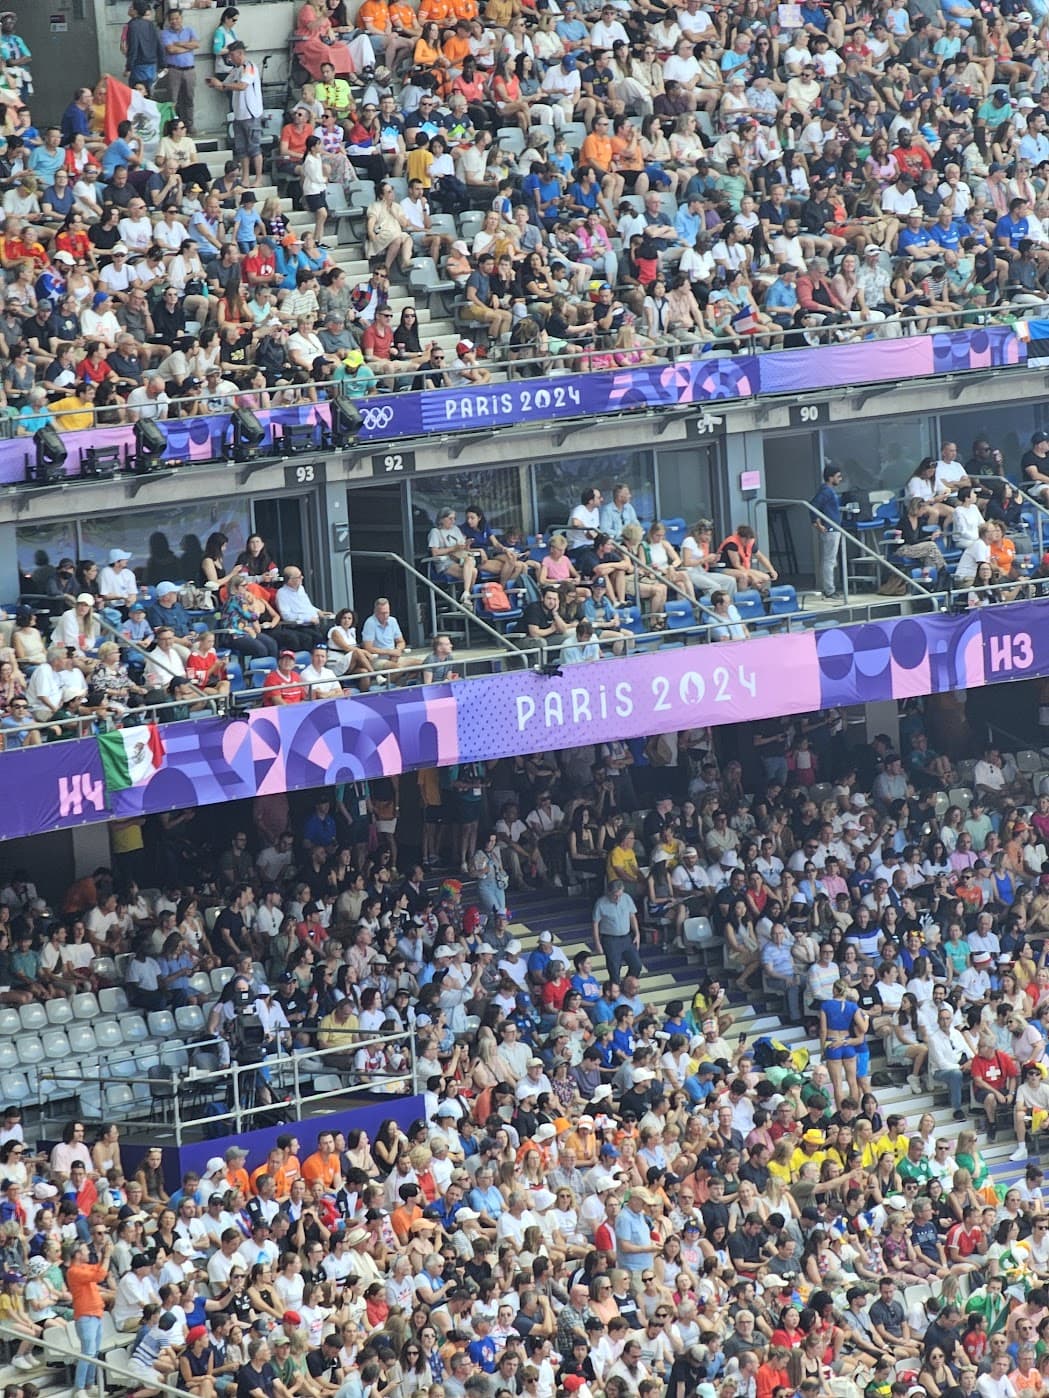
[360,405,395,430]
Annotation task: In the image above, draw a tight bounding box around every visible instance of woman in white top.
[52,594,100,662]
[950,484,984,549]
[680,520,735,600]
[299,134,330,242]
[327,607,376,689]
[645,521,696,602]
[166,238,209,325]
[904,457,955,527]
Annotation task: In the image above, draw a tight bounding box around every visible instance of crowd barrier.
[4,595,1046,842]
[0,324,1023,480]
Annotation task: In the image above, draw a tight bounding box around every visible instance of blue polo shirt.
[929,221,962,252]
[995,212,1029,248]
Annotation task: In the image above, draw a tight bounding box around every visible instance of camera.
[226,982,265,1064]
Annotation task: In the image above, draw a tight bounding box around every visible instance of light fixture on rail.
[80,443,122,480]
[229,406,267,462]
[278,421,318,456]
[25,424,67,485]
[328,394,362,448]
[131,417,169,475]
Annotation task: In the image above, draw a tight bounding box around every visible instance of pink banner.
[456,632,822,761]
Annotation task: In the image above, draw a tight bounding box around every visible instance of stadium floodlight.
[229,406,267,462]
[25,424,68,485]
[130,417,169,475]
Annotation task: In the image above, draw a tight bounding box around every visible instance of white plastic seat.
[160,1041,188,1071]
[68,1024,98,1056]
[147,1010,176,1038]
[313,1073,344,1093]
[0,1072,30,1104]
[94,1019,124,1050]
[104,1084,136,1116]
[18,1003,47,1032]
[211,967,234,992]
[108,1053,138,1081]
[683,915,715,947]
[189,973,212,996]
[0,1008,20,1037]
[17,1035,44,1066]
[118,1014,148,1043]
[45,998,74,1025]
[99,987,129,1015]
[0,1041,19,1072]
[91,957,118,982]
[41,1030,71,1060]
[175,1004,205,1034]
[71,991,99,1020]
[78,1084,103,1114]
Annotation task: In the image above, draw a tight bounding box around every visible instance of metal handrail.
[763,496,931,601]
[975,473,1049,555]
[0,1320,186,1398]
[347,548,528,656]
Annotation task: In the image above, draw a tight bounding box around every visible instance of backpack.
[480,581,511,612]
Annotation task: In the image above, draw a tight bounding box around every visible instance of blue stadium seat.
[732,590,766,624]
[662,517,687,549]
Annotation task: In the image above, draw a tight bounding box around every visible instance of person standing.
[161,9,200,132]
[124,0,165,90]
[68,1233,112,1398]
[810,464,844,601]
[207,41,264,187]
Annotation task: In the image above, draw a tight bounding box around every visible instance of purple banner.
[0,327,1023,477]
[3,597,1049,844]
[456,632,820,760]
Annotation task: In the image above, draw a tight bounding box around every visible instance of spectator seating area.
[0,702,1049,1398]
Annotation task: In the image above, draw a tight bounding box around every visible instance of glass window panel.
[821,417,934,495]
[534,450,654,536]
[937,403,1049,477]
[15,522,77,593]
[78,499,251,587]
[410,465,527,555]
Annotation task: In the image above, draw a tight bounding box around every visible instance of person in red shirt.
[278,108,314,175]
[540,964,571,1013]
[243,244,278,289]
[361,302,395,378]
[971,1037,1018,1141]
[263,651,307,706]
[186,631,230,698]
[592,1182,618,1251]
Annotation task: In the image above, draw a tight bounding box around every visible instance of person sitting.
[273,565,331,650]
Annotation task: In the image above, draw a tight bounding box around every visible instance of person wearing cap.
[262,650,307,707]
[448,338,491,388]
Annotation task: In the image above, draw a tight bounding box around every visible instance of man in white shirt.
[955,525,993,584]
[81,292,122,348]
[974,746,1029,802]
[300,645,342,700]
[99,547,140,605]
[127,375,170,422]
[118,195,154,254]
[144,627,188,691]
[26,646,72,722]
[274,565,331,650]
[925,1005,971,1119]
[933,441,971,494]
[590,5,630,48]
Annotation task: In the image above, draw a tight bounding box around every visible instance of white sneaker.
[907,1074,923,1094]
[1010,1144,1030,1162]
[75,1387,90,1398]
[13,1355,35,1371]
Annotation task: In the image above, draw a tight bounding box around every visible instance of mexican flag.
[98,724,165,793]
[104,77,163,161]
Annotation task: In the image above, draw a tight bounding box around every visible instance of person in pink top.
[539,534,580,587]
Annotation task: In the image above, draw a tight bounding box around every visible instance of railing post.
[410,1034,418,1097]
[232,1061,242,1134]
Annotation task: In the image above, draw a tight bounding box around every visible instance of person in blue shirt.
[765,263,800,328]
[302,799,336,851]
[233,191,265,253]
[896,209,941,265]
[102,123,140,181]
[610,1004,635,1061]
[996,196,1031,255]
[27,129,65,184]
[60,89,92,146]
[467,1317,497,1372]
[570,950,602,1011]
[555,4,588,48]
[810,464,844,599]
[929,208,962,253]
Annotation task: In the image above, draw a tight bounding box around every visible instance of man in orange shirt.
[580,117,624,204]
[301,1130,343,1194]
[276,1132,302,1187]
[419,0,454,24]
[68,1231,112,1398]
[223,1145,250,1196]
[249,1147,291,1199]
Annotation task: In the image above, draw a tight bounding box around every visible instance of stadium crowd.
[3,0,1049,420]
[0,705,1048,1398]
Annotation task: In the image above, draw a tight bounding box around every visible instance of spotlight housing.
[25,424,68,485]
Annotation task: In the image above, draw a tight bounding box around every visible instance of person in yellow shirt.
[789,1128,827,1178]
[605,828,643,895]
[50,381,96,433]
[316,61,353,118]
[317,998,359,1068]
